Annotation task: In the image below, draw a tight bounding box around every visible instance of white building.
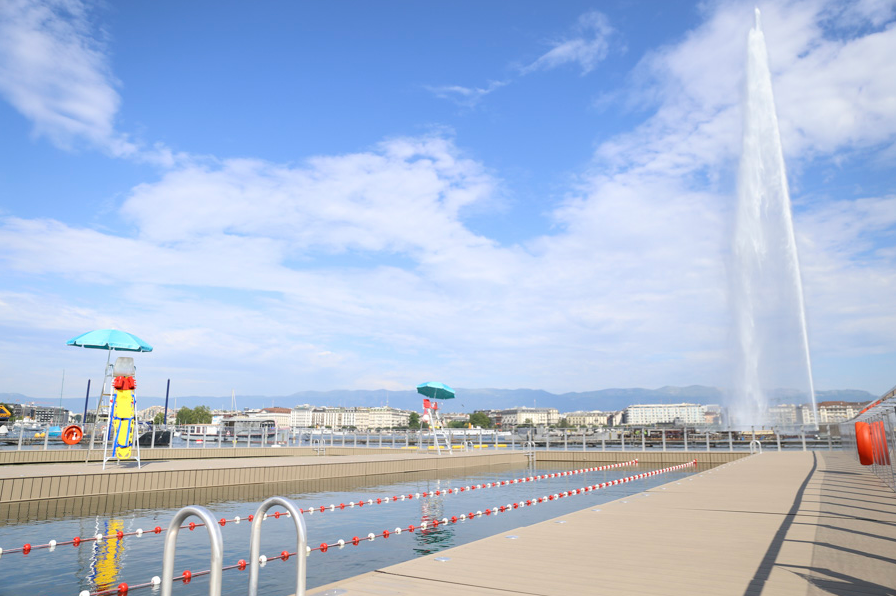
[290,406,313,428]
[817,401,865,424]
[799,404,818,426]
[624,403,706,426]
[367,406,410,429]
[497,407,560,426]
[563,411,619,427]
[768,404,800,426]
[259,407,292,429]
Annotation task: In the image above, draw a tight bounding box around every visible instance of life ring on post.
[61,425,83,445]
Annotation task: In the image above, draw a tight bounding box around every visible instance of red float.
[856,422,874,465]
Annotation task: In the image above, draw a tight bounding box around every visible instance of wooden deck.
[309,451,896,596]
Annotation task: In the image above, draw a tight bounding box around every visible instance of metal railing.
[160,506,224,596]
[157,498,306,596]
[248,497,307,596]
[839,383,896,492]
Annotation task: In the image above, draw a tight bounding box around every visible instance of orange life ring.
[61,425,83,445]
[855,422,873,465]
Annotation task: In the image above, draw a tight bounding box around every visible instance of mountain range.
[0,386,878,414]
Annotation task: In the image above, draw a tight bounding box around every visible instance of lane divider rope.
[2,460,639,556]
[81,460,695,596]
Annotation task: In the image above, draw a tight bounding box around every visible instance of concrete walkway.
[309,451,896,596]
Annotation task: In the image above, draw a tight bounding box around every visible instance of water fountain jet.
[729,8,817,429]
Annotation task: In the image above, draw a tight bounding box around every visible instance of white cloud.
[0,0,180,164]
[1,0,895,397]
[425,80,508,107]
[430,10,615,105]
[522,11,615,75]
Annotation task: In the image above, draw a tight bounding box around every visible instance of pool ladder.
[160,497,308,596]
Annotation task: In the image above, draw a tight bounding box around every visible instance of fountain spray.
[730,8,817,428]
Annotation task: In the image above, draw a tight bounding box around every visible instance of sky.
[1,0,895,401]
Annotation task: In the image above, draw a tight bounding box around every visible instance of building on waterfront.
[259,407,292,429]
[290,405,313,428]
[817,401,866,424]
[562,410,621,427]
[799,404,818,426]
[366,406,410,429]
[768,404,800,426]
[624,403,706,426]
[9,404,71,424]
[306,406,411,430]
[488,407,560,427]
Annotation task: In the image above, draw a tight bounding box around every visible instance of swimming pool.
[0,461,702,596]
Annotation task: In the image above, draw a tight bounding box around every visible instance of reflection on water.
[415,483,452,555]
[90,519,125,592]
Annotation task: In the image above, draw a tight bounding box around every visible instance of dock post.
[564,432,567,451]
[728,429,733,452]
[662,429,666,452]
[684,427,688,452]
[801,428,806,451]
[706,432,710,452]
[621,431,625,452]
[776,429,781,452]
[17,425,23,451]
[602,436,605,451]
[642,428,646,451]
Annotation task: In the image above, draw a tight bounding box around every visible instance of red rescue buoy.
[856,422,873,465]
[61,425,83,445]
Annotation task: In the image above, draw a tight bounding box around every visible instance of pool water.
[0,462,702,596]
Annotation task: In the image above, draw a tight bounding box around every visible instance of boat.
[137,429,171,446]
[35,426,63,439]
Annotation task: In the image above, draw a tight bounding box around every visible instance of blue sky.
[1,0,895,401]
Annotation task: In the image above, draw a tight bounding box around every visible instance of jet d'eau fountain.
[729,8,818,428]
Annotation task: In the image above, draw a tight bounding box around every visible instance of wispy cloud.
[429,10,615,106]
[0,0,180,165]
[521,11,615,75]
[425,80,508,107]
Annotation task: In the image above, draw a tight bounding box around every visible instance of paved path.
[309,451,896,596]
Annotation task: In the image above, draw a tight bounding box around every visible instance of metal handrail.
[160,506,224,596]
[749,439,762,454]
[248,497,307,596]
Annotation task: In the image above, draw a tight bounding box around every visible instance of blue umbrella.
[416,382,455,400]
[67,329,153,352]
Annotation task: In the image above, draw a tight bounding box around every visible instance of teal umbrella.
[416,382,455,400]
[67,329,153,352]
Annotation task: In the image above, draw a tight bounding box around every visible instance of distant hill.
[2,386,879,414]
